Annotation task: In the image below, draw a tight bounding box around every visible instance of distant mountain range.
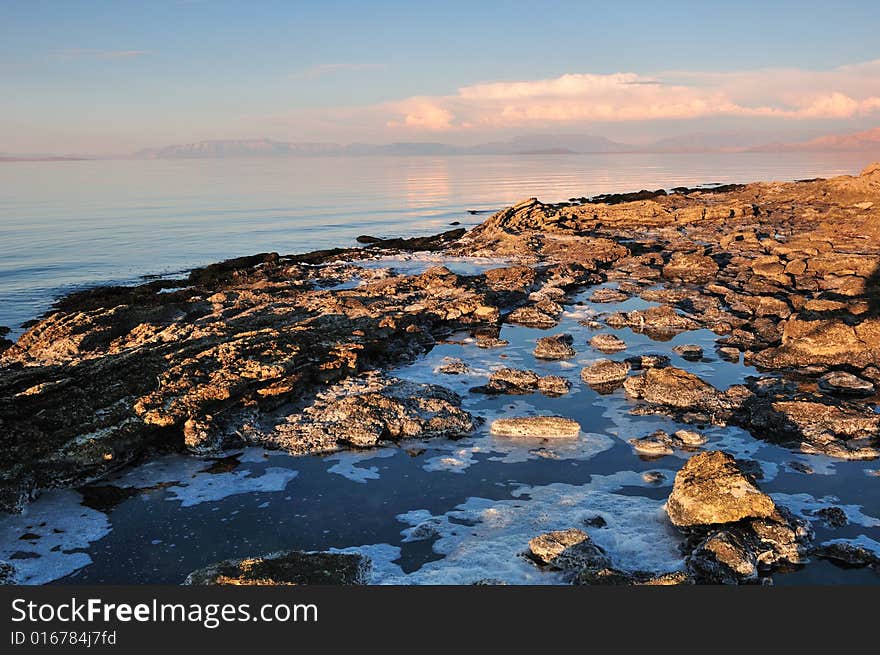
[747,127,880,152]
[5,128,880,161]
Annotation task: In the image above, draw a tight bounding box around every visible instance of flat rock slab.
[590,333,627,353]
[490,416,581,439]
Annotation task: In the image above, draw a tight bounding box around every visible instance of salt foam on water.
[337,470,684,585]
[0,490,111,584]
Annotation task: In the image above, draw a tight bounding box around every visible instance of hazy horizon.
[3,1,880,154]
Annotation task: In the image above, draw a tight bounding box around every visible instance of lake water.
[0,151,875,334]
[1,152,879,585]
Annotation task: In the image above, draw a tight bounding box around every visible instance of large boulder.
[666,451,776,527]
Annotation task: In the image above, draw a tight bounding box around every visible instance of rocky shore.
[2,163,880,584]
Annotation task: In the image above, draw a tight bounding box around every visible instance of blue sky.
[3,0,880,153]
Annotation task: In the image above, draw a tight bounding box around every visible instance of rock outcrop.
[183,550,372,585]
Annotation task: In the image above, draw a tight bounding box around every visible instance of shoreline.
[2,163,880,584]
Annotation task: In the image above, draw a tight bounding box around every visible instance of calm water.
[0,152,874,334]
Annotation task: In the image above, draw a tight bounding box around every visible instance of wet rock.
[717,346,741,362]
[673,429,707,447]
[183,550,372,585]
[813,541,880,568]
[266,375,476,452]
[580,359,630,392]
[490,416,581,439]
[589,287,629,303]
[623,367,730,419]
[534,333,576,360]
[475,368,540,394]
[606,305,699,338]
[437,358,469,375]
[506,301,561,329]
[735,396,880,460]
[666,452,812,583]
[629,430,675,457]
[589,333,626,353]
[472,368,569,397]
[0,560,15,584]
[537,375,571,397]
[642,471,666,484]
[666,451,776,527]
[814,506,849,528]
[672,344,703,361]
[818,371,875,397]
[624,353,669,369]
[527,529,611,573]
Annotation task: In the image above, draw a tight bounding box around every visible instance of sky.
[2,0,880,154]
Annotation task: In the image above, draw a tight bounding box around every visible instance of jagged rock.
[266,375,476,452]
[666,451,776,527]
[490,416,581,439]
[818,371,875,396]
[624,367,728,415]
[507,299,562,329]
[183,550,372,585]
[814,506,849,528]
[580,359,630,392]
[813,541,880,568]
[735,396,880,460]
[534,333,576,360]
[527,529,611,572]
[673,344,703,361]
[437,358,469,375]
[589,333,626,353]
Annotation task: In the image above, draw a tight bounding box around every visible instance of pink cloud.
[381,61,880,131]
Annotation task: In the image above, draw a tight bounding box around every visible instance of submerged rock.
[183,550,372,585]
[490,416,581,439]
